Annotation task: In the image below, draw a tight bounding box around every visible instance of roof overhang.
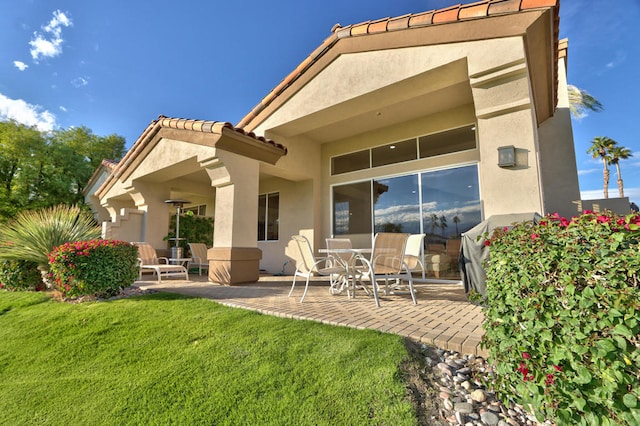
[95,116,287,200]
[238,2,559,131]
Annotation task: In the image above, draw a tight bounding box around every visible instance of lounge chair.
[134,242,189,282]
[188,242,209,276]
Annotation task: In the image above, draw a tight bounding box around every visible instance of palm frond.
[0,205,101,267]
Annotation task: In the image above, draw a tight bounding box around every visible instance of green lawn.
[0,291,418,425]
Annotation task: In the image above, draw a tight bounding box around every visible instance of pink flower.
[553,365,562,372]
[522,352,531,360]
[531,233,539,240]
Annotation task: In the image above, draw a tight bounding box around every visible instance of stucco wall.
[258,177,314,274]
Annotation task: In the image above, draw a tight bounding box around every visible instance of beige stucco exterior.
[86,3,602,282]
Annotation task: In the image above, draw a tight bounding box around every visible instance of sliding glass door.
[332,165,481,238]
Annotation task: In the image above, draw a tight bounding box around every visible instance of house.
[87,0,598,285]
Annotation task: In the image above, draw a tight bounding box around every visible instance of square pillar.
[207,247,262,285]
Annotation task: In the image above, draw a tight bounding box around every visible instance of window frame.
[258,192,280,242]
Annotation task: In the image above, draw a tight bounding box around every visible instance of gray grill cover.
[459,213,541,296]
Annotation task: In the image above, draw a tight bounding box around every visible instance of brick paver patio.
[135,275,487,357]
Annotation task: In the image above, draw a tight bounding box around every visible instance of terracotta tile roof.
[154,115,286,152]
[237,0,559,130]
[95,115,287,199]
[101,159,119,170]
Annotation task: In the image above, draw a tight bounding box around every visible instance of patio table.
[319,248,372,297]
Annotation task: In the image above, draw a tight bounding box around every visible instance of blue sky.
[1,0,639,204]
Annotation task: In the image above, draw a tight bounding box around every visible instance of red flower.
[522,352,531,360]
[545,373,555,386]
[531,233,540,240]
[483,240,491,247]
[553,365,562,372]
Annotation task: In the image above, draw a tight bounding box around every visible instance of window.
[332,182,372,235]
[331,150,370,175]
[419,125,476,158]
[183,204,207,216]
[371,138,417,167]
[332,165,481,239]
[330,125,476,176]
[258,192,279,241]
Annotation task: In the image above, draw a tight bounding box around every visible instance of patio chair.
[355,232,416,307]
[404,233,426,277]
[134,242,189,282]
[188,242,209,276]
[288,235,349,302]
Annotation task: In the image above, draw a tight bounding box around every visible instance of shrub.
[165,212,214,254]
[481,211,640,425]
[0,205,101,269]
[0,260,43,291]
[48,239,139,298]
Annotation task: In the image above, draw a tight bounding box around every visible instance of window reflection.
[421,165,481,247]
[373,175,420,234]
[331,166,481,244]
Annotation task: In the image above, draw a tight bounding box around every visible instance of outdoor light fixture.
[497,145,516,168]
[165,199,191,259]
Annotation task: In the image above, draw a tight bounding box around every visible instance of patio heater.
[164,199,191,260]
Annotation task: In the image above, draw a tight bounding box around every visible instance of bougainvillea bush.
[48,240,139,298]
[481,211,640,425]
[0,260,43,291]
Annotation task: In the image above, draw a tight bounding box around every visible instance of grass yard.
[0,291,419,425]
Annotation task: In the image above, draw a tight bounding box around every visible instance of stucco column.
[125,182,171,249]
[469,55,544,218]
[202,152,262,284]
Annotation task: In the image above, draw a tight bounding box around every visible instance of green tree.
[587,136,617,199]
[568,85,604,119]
[608,145,633,198]
[0,121,126,221]
[0,121,46,217]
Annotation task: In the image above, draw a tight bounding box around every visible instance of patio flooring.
[134,274,487,357]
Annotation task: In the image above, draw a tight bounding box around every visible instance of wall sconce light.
[497,145,516,168]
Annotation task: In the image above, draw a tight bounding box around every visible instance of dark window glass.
[332,182,372,235]
[258,193,279,241]
[331,150,370,175]
[371,138,417,167]
[258,194,266,241]
[419,126,476,158]
[266,193,279,241]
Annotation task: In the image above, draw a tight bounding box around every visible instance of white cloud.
[71,76,89,87]
[0,93,56,131]
[59,106,67,112]
[13,61,29,71]
[577,167,599,176]
[580,187,640,202]
[29,10,72,62]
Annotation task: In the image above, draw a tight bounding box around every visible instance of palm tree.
[429,213,440,235]
[439,215,448,237]
[568,85,604,119]
[587,137,617,199]
[453,215,461,237]
[608,145,633,198]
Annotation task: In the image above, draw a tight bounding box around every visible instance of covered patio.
[133,275,486,357]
